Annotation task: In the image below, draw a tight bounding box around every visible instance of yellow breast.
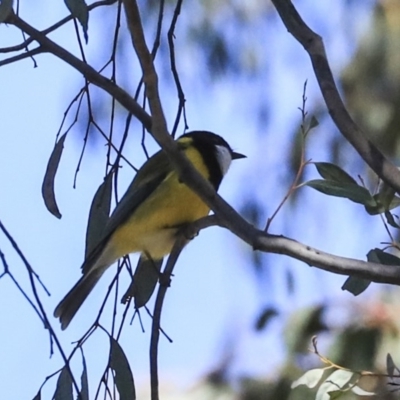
[109,146,210,259]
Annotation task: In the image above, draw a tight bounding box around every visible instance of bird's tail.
[54,269,104,330]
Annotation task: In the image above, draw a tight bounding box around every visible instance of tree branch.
[0,46,42,67]
[149,231,188,400]
[0,0,118,54]
[187,216,400,286]
[270,0,400,195]
[4,4,400,289]
[5,11,152,131]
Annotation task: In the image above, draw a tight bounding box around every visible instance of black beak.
[232,151,246,160]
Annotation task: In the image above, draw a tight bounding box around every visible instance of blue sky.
[0,1,385,398]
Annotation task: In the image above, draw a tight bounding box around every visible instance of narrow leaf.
[387,353,396,378]
[109,337,136,400]
[305,179,374,206]
[342,276,371,296]
[328,390,344,399]
[42,133,67,219]
[368,248,400,266]
[314,162,357,185]
[309,115,319,130]
[85,172,113,257]
[32,390,41,400]
[53,366,73,400]
[366,194,400,215]
[376,182,396,210]
[291,368,324,389]
[64,0,89,42]
[121,257,163,308]
[0,0,13,22]
[316,370,353,400]
[351,385,375,396]
[255,307,278,331]
[79,351,89,400]
[385,211,400,229]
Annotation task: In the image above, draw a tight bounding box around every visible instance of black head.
[178,131,245,189]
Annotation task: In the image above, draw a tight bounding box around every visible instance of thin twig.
[149,230,188,400]
[0,220,82,397]
[168,0,188,137]
[0,46,42,67]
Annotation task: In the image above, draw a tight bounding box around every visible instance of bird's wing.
[81,149,172,274]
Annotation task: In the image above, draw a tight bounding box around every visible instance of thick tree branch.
[271,0,400,195]
[189,216,400,286]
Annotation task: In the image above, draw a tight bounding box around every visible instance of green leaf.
[32,390,41,400]
[109,337,136,400]
[385,211,400,229]
[343,248,400,296]
[305,179,374,206]
[316,370,353,400]
[0,0,13,22]
[387,353,396,378]
[41,133,67,219]
[341,276,371,296]
[365,194,400,215]
[377,182,396,210]
[64,0,89,42]
[309,115,319,130]
[121,257,163,308]
[255,307,278,331]
[386,353,400,379]
[79,351,89,400]
[328,390,345,399]
[314,162,357,185]
[85,172,113,257]
[291,368,324,389]
[53,366,73,400]
[351,385,375,396]
[368,248,400,266]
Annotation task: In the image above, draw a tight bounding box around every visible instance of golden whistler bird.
[54,131,245,329]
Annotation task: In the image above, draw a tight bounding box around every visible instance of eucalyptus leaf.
[367,248,400,266]
[0,0,13,22]
[387,353,396,378]
[365,194,400,215]
[291,368,324,389]
[85,172,113,257]
[121,257,163,308]
[328,390,344,399]
[80,351,89,400]
[342,275,371,296]
[305,179,374,206]
[109,337,136,400]
[314,162,357,185]
[351,385,375,396]
[32,390,41,400]
[385,211,400,229]
[255,307,278,331]
[53,366,73,400]
[64,0,89,42]
[41,133,67,219]
[309,115,319,130]
[316,370,353,400]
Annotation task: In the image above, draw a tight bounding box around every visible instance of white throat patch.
[215,145,232,176]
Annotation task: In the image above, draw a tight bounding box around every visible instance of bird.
[54,130,245,329]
